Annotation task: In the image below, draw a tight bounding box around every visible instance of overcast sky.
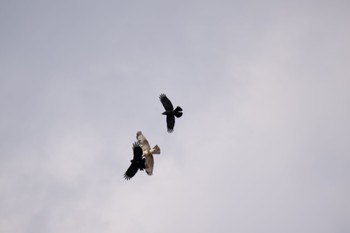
[1,1,349,233]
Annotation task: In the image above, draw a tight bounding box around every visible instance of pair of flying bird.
[124,94,183,180]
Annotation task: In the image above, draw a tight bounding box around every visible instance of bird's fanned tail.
[174,106,183,118]
[150,145,160,154]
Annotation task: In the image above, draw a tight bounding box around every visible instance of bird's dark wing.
[124,163,139,180]
[133,142,143,160]
[124,142,145,180]
[166,115,175,133]
[160,94,174,111]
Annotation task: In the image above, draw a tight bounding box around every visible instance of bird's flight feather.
[123,142,145,180]
[160,93,174,111]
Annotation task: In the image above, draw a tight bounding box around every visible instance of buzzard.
[136,131,160,175]
[159,93,183,133]
[123,142,145,180]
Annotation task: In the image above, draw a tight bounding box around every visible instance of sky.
[0,1,349,232]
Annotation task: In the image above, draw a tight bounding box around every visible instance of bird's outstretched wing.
[123,142,144,180]
[124,162,140,180]
[144,155,154,176]
[160,94,174,111]
[136,131,151,151]
[132,142,143,160]
[166,115,175,133]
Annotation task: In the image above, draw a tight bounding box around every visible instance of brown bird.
[136,131,160,176]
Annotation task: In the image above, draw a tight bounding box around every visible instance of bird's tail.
[174,106,183,118]
[150,145,161,154]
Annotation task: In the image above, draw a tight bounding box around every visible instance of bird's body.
[159,94,183,133]
[123,142,145,180]
[136,131,160,176]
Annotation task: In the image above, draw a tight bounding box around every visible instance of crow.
[159,93,183,133]
[136,131,160,176]
[123,142,145,180]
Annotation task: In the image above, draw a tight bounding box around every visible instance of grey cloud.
[1,1,349,233]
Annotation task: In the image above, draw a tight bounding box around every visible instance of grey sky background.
[1,1,349,232]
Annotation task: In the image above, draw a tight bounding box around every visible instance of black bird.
[159,93,183,133]
[124,142,145,180]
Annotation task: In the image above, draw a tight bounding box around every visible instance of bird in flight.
[159,93,183,133]
[123,142,145,180]
[136,131,160,176]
